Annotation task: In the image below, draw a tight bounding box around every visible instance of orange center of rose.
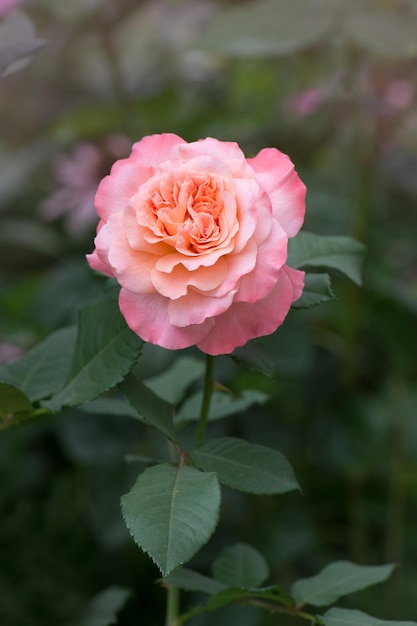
[140,172,229,254]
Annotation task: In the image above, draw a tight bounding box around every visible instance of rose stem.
[194,354,215,446]
[165,583,180,626]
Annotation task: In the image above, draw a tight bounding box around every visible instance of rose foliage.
[87,134,306,355]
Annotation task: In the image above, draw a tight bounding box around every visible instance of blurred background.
[1,0,417,624]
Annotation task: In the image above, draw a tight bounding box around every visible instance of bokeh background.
[1,0,417,624]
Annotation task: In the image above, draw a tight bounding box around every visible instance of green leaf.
[44,300,142,411]
[145,356,205,404]
[198,0,333,58]
[232,340,277,377]
[119,373,177,443]
[191,437,299,495]
[292,273,335,309]
[212,543,269,588]
[79,396,139,419]
[0,383,33,420]
[320,607,417,626]
[0,217,61,256]
[346,9,417,60]
[207,585,294,610]
[121,463,221,577]
[177,389,268,424]
[287,232,366,285]
[0,327,76,402]
[77,586,131,626]
[164,567,225,595]
[292,561,395,607]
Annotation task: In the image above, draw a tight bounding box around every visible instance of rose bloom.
[87,134,306,356]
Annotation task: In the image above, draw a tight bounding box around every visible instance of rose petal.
[130,133,187,166]
[248,148,306,237]
[196,266,304,355]
[151,257,229,299]
[235,220,288,303]
[177,137,246,171]
[119,288,214,350]
[86,249,114,277]
[95,160,153,220]
[168,287,236,327]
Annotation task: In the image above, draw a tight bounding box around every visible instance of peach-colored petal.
[197,266,303,355]
[86,250,114,277]
[177,137,245,166]
[119,289,214,350]
[282,265,305,303]
[248,148,306,238]
[123,205,172,255]
[159,154,234,178]
[95,160,153,220]
[130,133,186,166]
[235,220,288,303]
[168,287,236,327]
[150,257,229,299]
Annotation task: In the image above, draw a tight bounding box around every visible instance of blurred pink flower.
[40,135,130,238]
[0,341,23,364]
[0,0,20,17]
[382,80,414,113]
[285,87,324,119]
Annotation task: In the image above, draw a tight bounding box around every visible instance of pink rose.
[87,134,305,356]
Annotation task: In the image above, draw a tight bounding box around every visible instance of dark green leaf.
[77,586,131,626]
[212,543,269,588]
[44,300,142,411]
[292,273,335,309]
[198,0,333,58]
[287,232,366,285]
[0,327,76,402]
[177,390,268,424]
[232,340,277,377]
[164,567,225,595]
[145,356,205,404]
[191,437,299,495]
[320,607,417,626]
[121,463,221,577]
[0,383,33,420]
[0,218,60,256]
[292,561,395,607]
[119,373,177,443]
[79,396,139,419]
[207,585,294,610]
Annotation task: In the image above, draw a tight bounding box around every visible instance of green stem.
[194,355,215,446]
[165,584,180,626]
[0,408,49,430]
[175,599,315,625]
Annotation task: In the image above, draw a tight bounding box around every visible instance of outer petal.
[130,133,186,166]
[119,288,214,350]
[235,219,288,303]
[177,137,247,174]
[150,257,229,299]
[86,250,114,277]
[167,287,237,327]
[95,160,153,220]
[248,148,306,238]
[282,265,305,303]
[196,266,304,355]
